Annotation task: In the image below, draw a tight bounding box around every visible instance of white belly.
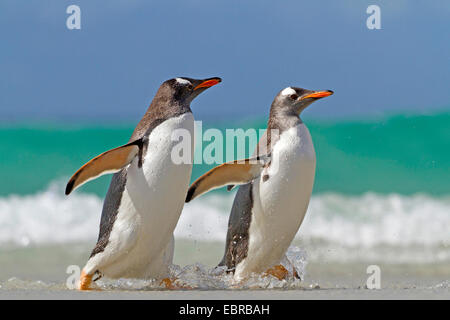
[235,123,316,279]
[85,113,194,279]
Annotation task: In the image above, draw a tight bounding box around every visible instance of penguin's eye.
[187,84,193,90]
[290,94,299,100]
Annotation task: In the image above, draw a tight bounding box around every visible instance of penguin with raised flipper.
[186,86,333,281]
[66,77,221,290]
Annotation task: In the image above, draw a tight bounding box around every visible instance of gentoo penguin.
[65,76,221,290]
[185,86,333,281]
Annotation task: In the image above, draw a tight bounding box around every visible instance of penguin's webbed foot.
[78,270,94,290]
[264,265,290,281]
[160,278,193,290]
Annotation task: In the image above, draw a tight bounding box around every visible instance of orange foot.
[160,277,177,290]
[265,265,290,281]
[78,270,94,291]
[160,278,193,290]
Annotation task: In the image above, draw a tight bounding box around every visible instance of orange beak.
[194,78,222,90]
[302,90,334,99]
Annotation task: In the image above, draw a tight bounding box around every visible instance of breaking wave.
[0,182,448,263]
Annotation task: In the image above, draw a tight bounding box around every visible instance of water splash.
[95,246,308,291]
[281,246,308,281]
[429,280,449,290]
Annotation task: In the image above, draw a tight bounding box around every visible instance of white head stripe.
[280,87,296,96]
[175,78,192,85]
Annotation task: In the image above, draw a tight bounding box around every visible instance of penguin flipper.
[185,154,270,202]
[226,185,236,191]
[65,139,143,195]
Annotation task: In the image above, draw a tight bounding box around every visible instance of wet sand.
[0,241,448,299]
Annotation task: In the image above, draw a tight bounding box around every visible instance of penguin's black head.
[272,87,333,115]
[162,77,222,105]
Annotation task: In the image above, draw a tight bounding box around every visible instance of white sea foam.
[0,182,449,263]
[0,183,101,247]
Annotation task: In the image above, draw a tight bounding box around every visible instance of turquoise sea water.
[1,113,449,197]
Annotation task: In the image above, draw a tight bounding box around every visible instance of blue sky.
[1,0,449,122]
